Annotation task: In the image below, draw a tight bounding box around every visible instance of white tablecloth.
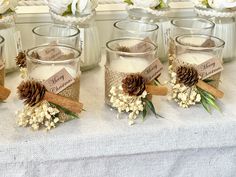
[1,57,236,177]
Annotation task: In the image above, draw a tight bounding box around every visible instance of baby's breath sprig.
[169,64,222,113]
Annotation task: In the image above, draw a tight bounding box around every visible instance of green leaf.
[198,88,221,114]
[142,98,163,118]
[203,79,215,84]
[62,4,72,16]
[124,0,133,5]
[201,97,212,114]
[142,108,147,121]
[202,0,210,8]
[154,79,161,86]
[155,0,168,9]
[49,102,79,119]
[198,88,216,101]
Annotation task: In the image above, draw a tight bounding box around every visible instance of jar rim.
[171,18,215,31]
[175,34,225,50]
[32,24,80,38]
[114,19,159,33]
[26,44,81,64]
[0,35,4,45]
[106,38,157,56]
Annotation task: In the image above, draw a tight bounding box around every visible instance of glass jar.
[169,18,215,65]
[174,34,225,88]
[26,45,81,104]
[0,15,17,72]
[51,12,101,71]
[105,38,157,106]
[111,19,159,45]
[127,8,170,62]
[210,17,236,62]
[32,24,80,48]
[195,7,236,62]
[0,35,5,86]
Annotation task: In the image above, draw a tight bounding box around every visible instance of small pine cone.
[122,74,146,96]
[177,66,199,87]
[117,46,131,53]
[16,51,26,68]
[17,80,46,107]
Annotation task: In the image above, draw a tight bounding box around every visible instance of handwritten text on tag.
[141,59,163,82]
[43,68,75,94]
[197,58,223,79]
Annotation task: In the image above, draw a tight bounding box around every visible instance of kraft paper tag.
[14,31,23,53]
[130,37,153,53]
[43,68,75,94]
[197,58,223,80]
[38,47,62,61]
[141,58,163,82]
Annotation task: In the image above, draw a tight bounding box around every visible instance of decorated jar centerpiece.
[105,38,168,125]
[0,35,10,101]
[169,18,215,66]
[16,45,83,131]
[124,0,170,62]
[169,34,225,113]
[0,0,19,72]
[193,0,236,62]
[48,0,101,71]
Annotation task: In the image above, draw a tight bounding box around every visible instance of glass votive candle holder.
[174,34,225,88]
[169,18,215,65]
[105,38,157,106]
[112,19,159,45]
[32,24,80,48]
[0,36,5,86]
[26,45,81,121]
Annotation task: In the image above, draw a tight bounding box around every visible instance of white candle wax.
[109,56,150,73]
[181,37,207,47]
[177,52,213,65]
[30,65,77,81]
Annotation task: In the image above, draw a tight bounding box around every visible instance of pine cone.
[122,74,146,96]
[17,80,46,107]
[117,46,131,53]
[16,51,26,68]
[177,66,199,87]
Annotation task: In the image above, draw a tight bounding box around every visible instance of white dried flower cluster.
[48,0,98,16]
[169,65,201,108]
[17,101,60,131]
[110,85,147,125]
[0,0,18,15]
[192,0,236,10]
[19,67,27,79]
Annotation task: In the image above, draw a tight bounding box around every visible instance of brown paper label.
[197,58,223,79]
[130,37,153,53]
[43,68,75,94]
[38,47,62,61]
[141,58,163,82]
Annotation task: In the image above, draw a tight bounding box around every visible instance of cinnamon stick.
[0,85,11,100]
[145,85,168,96]
[44,91,83,114]
[197,80,224,99]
